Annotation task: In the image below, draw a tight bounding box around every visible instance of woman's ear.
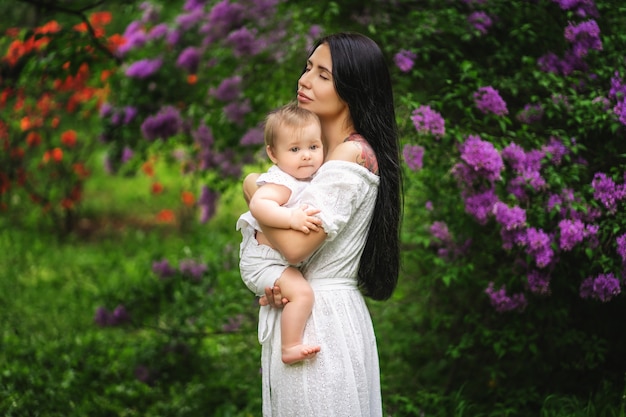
[266,145,279,164]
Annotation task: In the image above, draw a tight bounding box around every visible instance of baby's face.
[267,121,323,180]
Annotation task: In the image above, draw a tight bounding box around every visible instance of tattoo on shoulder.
[348,136,379,174]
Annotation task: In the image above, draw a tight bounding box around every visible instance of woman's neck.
[320,118,355,157]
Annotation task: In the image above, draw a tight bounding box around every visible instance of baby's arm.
[249,183,321,233]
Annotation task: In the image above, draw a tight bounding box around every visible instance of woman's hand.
[243,173,261,205]
[259,285,289,308]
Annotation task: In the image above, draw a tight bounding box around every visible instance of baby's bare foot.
[281,344,321,364]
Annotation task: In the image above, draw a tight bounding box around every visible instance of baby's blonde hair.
[264,102,320,149]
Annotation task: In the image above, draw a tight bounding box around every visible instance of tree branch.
[16,0,122,64]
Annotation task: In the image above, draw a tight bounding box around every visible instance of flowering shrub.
[0,12,119,233]
[381,0,626,409]
[100,0,324,223]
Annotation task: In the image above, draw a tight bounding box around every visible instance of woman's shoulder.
[327,133,379,175]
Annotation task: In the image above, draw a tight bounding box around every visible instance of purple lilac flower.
[403,144,424,171]
[537,51,587,77]
[459,135,504,182]
[141,106,183,141]
[152,258,177,279]
[527,269,551,295]
[516,103,544,124]
[473,86,508,116]
[523,227,554,268]
[452,163,475,187]
[210,76,242,102]
[199,185,219,223]
[94,306,112,327]
[493,202,526,230]
[430,221,451,243]
[429,221,471,260]
[538,52,562,74]
[613,101,626,126]
[425,201,433,211]
[140,2,160,23]
[552,0,599,18]
[111,111,123,126]
[561,50,588,75]
[502,143,526,172]
[547,193,563,213]
[117,22,147,55]
[125,58,163,79]
[394,50,417,73]
[485,282,527,313]
[243,0,279,21]
[592,96,611,110]
[468,11,493,35]
[99,102,113,118]
[500,228,527,250]
[240,127,264,146]
[616,234,626,262]
[193,122,214,148]
[179,259,208,281]
[111,305,130,325]
[507,176,528,201]
[176,8,205,30]
[558,219,586,251]
[463,188,499,225]
[551,93,571,110]
[523,171,547,192]
[166,29,182,46]
[176,47,201,73]
[580,273,621,302]
[542,136,569,165]
[227,27,260,57]
[411,105,445,138]
[212,148,242,177]
[123,106,138,124]
[585,224,600,249]
[201,0,244,42]
[609,72,626,100]
[591,172,626,213]
[564,20,602,57]
[224,99,251,125]
[121,146,134,163]
[146,23,169,40]
[184,0,207,11]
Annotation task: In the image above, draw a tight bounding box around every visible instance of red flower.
[181,191,196,207]
[151,182,164,194]
[156,209,175,223]
[26,132,41,147]
[61,130,77,147]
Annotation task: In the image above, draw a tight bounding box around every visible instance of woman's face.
[297,43,348,120]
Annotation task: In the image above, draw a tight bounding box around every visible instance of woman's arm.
[257,223,327,264]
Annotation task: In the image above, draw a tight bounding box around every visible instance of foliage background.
[1,0,626,416]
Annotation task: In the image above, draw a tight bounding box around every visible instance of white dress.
[261,160,382,417]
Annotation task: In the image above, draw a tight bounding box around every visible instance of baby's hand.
[289,204,321,233]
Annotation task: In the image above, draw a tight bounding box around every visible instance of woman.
[246,32,402,416]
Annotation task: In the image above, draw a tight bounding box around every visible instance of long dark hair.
[309,32,402,301]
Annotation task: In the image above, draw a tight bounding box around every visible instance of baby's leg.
[275,267,320,364]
